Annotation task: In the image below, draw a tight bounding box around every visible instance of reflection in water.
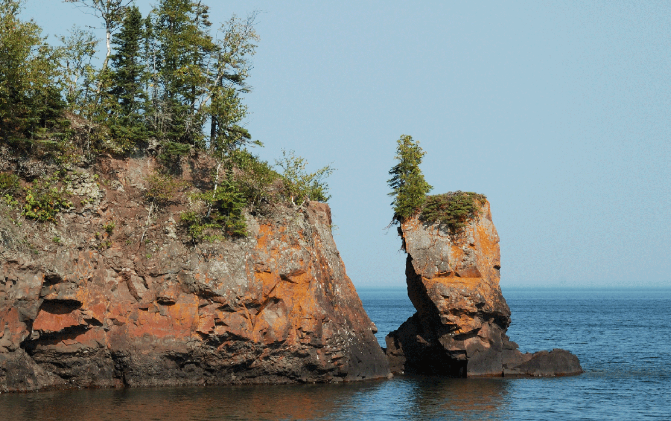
[1,376,510,421]
[403,376,509,420]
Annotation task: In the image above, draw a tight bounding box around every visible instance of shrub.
[180,169,248,241]
[159,142,191,160]
[103,220,115,234]
[275,150,334,206]
[145,172,188,207]
[230,148,281,208]
[22,177,72,222]
[0,173,19,196]
[420,191,487,231]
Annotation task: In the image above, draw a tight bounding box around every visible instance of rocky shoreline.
[0,156,389,392]
[1,157,580,393]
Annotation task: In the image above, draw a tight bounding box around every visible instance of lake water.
[1,288,669,420]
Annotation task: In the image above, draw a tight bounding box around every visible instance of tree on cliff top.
[64,0,134,68]
[0,0,65,147]
[388,135,432,221]
[104,5,149,145]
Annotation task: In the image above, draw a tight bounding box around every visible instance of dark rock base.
[386,313,582,378]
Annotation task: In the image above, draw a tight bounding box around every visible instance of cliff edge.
[385,200,582,377]
[0,156,389,392]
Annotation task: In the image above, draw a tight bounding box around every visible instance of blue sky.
[22,0,671,288]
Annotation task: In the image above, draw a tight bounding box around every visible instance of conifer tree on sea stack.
[388,134,433,222]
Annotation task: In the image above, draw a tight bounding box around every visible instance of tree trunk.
[206,162,221,219]
[106,29,111,61]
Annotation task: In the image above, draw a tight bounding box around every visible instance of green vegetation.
[2,0,258,153]
[0,0,67,148]
[1,0,334,240]
[0,173,20,196]
[180,169,247,241]
[387,135,432,221]
[144,172,187,207]
[103,5,148,146]
[22,177,72,222]
[230,149,282,209]
[420,191,487,231]
[275,150,334,206]
[387,135,486,231]
[179,150,332,241]
[103,220,116,234]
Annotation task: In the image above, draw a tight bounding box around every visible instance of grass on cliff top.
[419,191,487,231]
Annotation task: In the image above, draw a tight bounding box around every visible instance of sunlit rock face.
[385,200,582,377]
[0,157,389,393]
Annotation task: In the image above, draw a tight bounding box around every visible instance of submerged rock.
[0,157,389,392]
[385,200,582,377]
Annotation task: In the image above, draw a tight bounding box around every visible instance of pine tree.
[0,0,65,147]
[106,5,148,144]
[207,14,259,156]
[155,0,215,146]
[143,15,161,135]
[388,135,433,221]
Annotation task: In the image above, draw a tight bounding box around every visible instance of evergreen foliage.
[154,0,214,146]
[180,168,247,241]
[387,135,432,221]
[207,14,259,156]
[0,0,66,147]
[106,5,148,144]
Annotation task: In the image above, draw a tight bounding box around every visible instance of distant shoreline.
[356,286,671,291]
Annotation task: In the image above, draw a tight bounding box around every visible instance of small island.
[384,136,582,377]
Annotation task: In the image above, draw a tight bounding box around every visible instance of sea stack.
[0,156,389,392]
[385,198,582,377]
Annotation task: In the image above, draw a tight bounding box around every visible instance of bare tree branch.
[63,0,133,66]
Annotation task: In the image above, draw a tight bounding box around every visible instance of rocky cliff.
[385,200,582,377]
[0,156,389,392]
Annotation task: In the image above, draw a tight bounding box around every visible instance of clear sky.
[21,0,671,288]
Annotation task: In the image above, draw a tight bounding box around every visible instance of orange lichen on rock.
[0,156,389,392]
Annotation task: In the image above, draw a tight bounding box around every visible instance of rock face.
[0,156,389,392]
[385,201,582,377]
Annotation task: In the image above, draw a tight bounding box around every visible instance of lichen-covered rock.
[0,156,389,392]
[385,200,582,377]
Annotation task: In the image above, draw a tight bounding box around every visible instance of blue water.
[1,288,669,420]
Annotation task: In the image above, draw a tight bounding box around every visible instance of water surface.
[1,288,669,420]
